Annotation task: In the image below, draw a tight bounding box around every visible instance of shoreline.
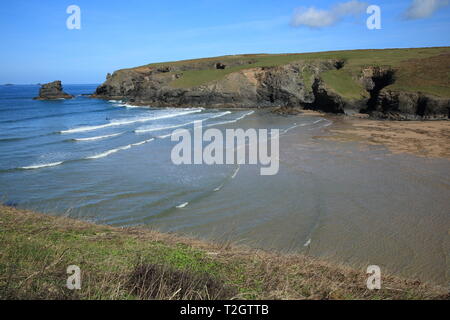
[92,93,450,125]
[92,48,450,121]
[0,205,448,300]
[321,116,450,159]
[1,89,449,299]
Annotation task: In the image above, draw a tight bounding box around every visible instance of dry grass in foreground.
[0,205,448,300]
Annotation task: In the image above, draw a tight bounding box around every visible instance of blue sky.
[1,0,449,84]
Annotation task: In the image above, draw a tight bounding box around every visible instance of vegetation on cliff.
[135,47,450,97]
[0,205,447,300]
[93,47,450,120]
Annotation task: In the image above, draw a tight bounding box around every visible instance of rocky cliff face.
[93,60,347,110]
[368,89,450,120]
[358,66,449,120]
[92,59,449,120]
[34,81,73,100]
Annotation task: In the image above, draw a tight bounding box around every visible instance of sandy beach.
[322,117,450,159]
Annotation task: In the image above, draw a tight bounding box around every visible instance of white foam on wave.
[136,123,188,134]
[148,111,253,138]
[275,118,332,136]
[73,132,123,142]
[130,138,155,147]
[156,133,172,139]
[86,138,155,160]
[231,166,240,179]
[279,121,311,135]
[135,111,231,134]
[308,119,333,131]
[114,103,142,109]
[176,202,189,209]
[304,239,312,247]
[86,147,130,159]
[21,161,63,170]
[322,120,333,127]
[109,100,143,108]
[206,111,254,127]
[60,109,203,134]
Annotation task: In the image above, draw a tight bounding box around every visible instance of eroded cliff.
[92,48,450,120]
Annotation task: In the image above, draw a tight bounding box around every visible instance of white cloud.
[334,1,368,16]
[404,0,449,20]
[291,0,367,28]
[291,8,337,28]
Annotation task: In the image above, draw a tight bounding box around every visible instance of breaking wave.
[231,166,240,179]
[206,111,254,127]
[85,138,155,160]
[176,202,189,209]
[73,132,123,142]
[20,161,63,170]
[113,103,142,109]
[135,111,231,134]
[15,137,155,170]
[153,111,254,139]
[60,109,203,134]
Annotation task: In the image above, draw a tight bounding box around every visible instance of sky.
[1,0,449,84]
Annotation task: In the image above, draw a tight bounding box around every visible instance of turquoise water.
[0,84,313,227]
[0,85,263,224]
[1,85,449,285]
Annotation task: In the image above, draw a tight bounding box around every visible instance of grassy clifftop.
[131,47,450,99]
[95,47,450,119]
[0,205,447,300]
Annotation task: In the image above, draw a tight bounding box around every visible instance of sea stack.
[34,81,73,100]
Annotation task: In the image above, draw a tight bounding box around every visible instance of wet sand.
[2,90,449,286]
[143,112,450,285]
[323,117,450,159]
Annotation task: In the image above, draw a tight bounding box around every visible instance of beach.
[0,85,449,287]
[1,204,447,300]
[324,117,450,158]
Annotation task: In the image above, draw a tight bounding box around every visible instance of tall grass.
[1,205,448,300]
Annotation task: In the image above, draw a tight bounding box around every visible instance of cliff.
[92,47,450,120]
[34,80,74,100]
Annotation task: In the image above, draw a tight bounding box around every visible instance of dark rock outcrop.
[92,60,344,111]
[34,81,73,100]
[370,90,450,120]
[360,66,396,112]
[304,79,345,114]
[215,63,226,70]
[357,66,449,120]
[92,59,449,120]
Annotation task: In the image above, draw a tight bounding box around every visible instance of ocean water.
[0,84,449,285]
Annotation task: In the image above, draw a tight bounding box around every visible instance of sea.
[0,84,448,285]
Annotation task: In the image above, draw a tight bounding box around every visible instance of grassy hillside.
[0,205,447,300]
[128,47,450,99]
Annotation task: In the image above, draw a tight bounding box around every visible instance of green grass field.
[1,205,447,300]
[126,47,450,99]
